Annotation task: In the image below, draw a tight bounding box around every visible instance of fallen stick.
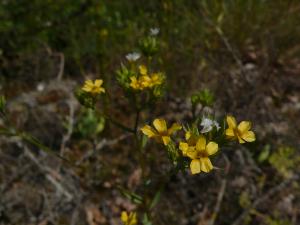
[232,174,299,225]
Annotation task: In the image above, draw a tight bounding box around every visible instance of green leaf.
[142,214,152,225]
[141,134,148,150]
[258,144,271,162]
[191,89,214,107]
[149,189,162,209]
[117,186,143,205]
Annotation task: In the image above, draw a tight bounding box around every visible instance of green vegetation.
[1,0,300,84]
[0,1,299,225]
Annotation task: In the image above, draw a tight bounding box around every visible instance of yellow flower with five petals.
[225,115,255,144]
[82,79,105,94]
[141,118,182,145]
[121,211,137,225]
[180,134,218,174]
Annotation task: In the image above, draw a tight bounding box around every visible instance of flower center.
[91,86,99,92]
[198,150,208,158]
[234,128,242,138]
[159,131,169,136]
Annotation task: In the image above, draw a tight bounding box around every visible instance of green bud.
[75,89,96,109]
[191,89,214,107]
[76,109,105,138]
[116,64,135,89]
[139,36,159,57]
[190,94,199,105]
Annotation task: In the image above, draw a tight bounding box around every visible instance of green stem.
[19,131,70,163]
[0,126,71,164]
[134,109,140,134]
[103,114,135,133]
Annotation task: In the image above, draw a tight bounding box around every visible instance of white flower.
[150,27,159,36]
[200,118,220,133]
[36,82,45,92]
[126,52,141,62]
[213,121,221,130]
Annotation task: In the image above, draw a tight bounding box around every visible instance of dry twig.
[232,174,300,225]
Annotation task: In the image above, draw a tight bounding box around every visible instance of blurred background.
[0,0,300,224]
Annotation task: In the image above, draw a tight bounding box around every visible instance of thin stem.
[18,131,71,163]
[134,109,140,134]
[0,126,72,164]
[103,114,135,133]
[145,165,180,219]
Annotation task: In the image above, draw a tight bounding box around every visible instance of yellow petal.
[82,86,92,92]
[206,142,218,155]
[121,211,128,222]
[190,159,201,174]
[238,135,246,144]
[226,115,237,129]
[99,87,105,93]
[200,157,213,173]
[129,212,137,225]
[153,118,167,133]
[196,135,206,151]
[141,75,151,86]
[141,75,151,82]
[241,131,255,142]
[167,123,182,135]
[238,121,251,133]
[94,79,103,86]
[139,65,147,75]
[186,148,198,159]
[161,136,171,146]
[225,128,235,137]
[185,131,191,140]
[85,80,93,86]
[130,76,137,82]
[140,125,157,137]
[179,142,189,155]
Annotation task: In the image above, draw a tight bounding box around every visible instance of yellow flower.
[130,76,152,90]
[139,65,148,75]
[180,135,218,174]
[141,118,182,145]
[225,115,256,144]
[121,211,137,225]
[140,75,152,88]
[179,131,198,156]
[130,77,143,90]
[149,73,163,87]
[82,79,105,94]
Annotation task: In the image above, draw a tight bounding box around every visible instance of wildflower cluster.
[72,28,257,224]
[115,27,165,106]
[141,115,255,175]
[129,65,164,91]
[117,59,165,97]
